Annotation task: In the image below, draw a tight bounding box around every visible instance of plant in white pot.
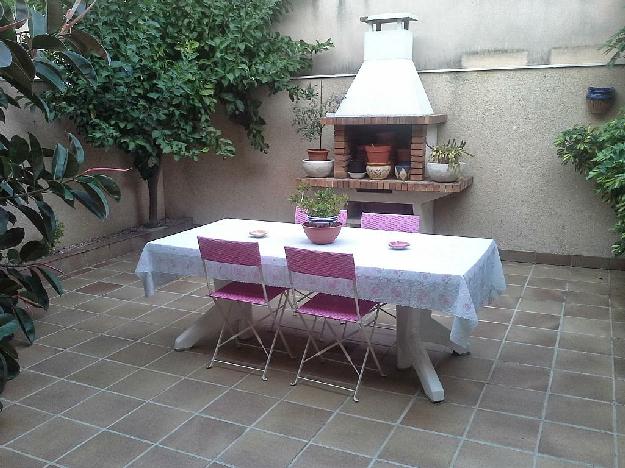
[289,183,348,244]
[427,139,475,182]
[292,86,343,177]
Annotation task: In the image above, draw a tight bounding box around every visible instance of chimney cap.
[359,13,418,25]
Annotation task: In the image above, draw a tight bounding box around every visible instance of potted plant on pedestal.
[427,139,475,182]
[289,183,348,244]
[292,86,343,177]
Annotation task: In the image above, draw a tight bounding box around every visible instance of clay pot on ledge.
[302,159,333,178]
[307,149,330,161]
[302,222,342,245]
[365,145,392,165]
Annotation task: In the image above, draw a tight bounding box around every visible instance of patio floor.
[0,254,623,468]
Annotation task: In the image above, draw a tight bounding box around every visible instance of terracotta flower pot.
[365,145,392,165]
[302,222,342,245]
[307,149,329,161]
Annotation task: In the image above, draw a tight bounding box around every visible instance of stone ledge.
[320,114,447,125]
[297,176,472,193]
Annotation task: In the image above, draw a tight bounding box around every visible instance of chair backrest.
[360,212,420,233]
[284,247,356,280]
[197,237,262,266]
[294,206,348,226]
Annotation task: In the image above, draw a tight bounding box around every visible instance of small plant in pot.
[289,183,348,244]
[292,86,343,177]
[427,139,475,183]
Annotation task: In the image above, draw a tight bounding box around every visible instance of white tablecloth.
[135,219,506,347]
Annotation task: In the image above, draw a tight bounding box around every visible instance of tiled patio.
[0,255,623,468]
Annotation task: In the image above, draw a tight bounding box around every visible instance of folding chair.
[284,246,386,402]
[197,237,293,381]
[360,212,420,329]
[360,212,420,233]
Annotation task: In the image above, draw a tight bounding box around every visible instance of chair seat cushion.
[298,293,379,322]
[210,282,287,305]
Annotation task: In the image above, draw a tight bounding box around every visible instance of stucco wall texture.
[2,98,161,249]
[280,0,625,72]
[163,66,624,258]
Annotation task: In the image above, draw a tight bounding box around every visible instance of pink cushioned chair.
[197,237,292,380]
[295,206,348,226]
[360,212,420,233]
[283,246,386,402]
[360,213,420,328]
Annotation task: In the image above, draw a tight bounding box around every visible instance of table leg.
[174,280,253,351]
[396,306,445,402]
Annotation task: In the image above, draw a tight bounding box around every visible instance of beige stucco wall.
[282,0,625,72]
[1,95,161,249]
[163,66,623,258]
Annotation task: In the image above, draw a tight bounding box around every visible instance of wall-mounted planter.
[586,87,615,115]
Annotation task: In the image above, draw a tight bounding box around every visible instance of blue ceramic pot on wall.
[586,87,616,114]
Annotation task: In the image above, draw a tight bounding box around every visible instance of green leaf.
[13,307,35,343]
[93,174,121,201]
[32,34,65,50]
[8,135,29,164]
[73,188,107,219]
[67,29,110,64]
[62,50,96,84]
[0,279,20,295]
[0,41,11,68]
[51,143,68,180]
[36,267,63,296]
[17,205,49,239]
[34,59,67,92]
[0,313,17,339]
[29,9,46,37]
[0,228,24,249]
[68,133,84,164]
[28,133,44,179]
[46,0,65,33]
[19,240,49,262]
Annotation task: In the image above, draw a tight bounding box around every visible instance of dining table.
[135,218,506,402]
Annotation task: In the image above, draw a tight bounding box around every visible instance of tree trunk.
[146,165,161,228]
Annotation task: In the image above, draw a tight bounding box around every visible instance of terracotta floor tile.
[58,431,150,468]
[110,402,189,442]
[314,413,393,457]
[69,335,131,358]
[479,384,546,418]
[64,391,143,427]
[455,440,534,468]
[550,370,613,401]
[379,426,459,468]
[545,394,613,431]
[219,429,306,468]
[255,401,332,439]
[203,389,277,425]
[468,410,540,450]
[153,378,227,412]
[401,398,472,436]
[128,446,207,468]
[538,422,614,467]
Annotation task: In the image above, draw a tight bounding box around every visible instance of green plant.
[47,0,333,227]
[555,116,625,256]
[428,139,475,171]
[291,85,342,150]
[0,0,121,405]
[0,313,18,411]
[289,182,347,219]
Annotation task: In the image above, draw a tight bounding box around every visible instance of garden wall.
[163,66,625,258]
[2,92,163,249]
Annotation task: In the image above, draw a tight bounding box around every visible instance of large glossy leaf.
[0,41,11,68]
[28,133,44,179]
[67,29,109,63]
[36,267,63,296]
[35,58,67,92]
[62,50,96,84]
[29,9,46,37]
[0,278,20,295]
[13,307,35,343]
[35,201,56,239]
[47,0,65,33]
[0,313,17,339]
[3,40,35,81]
[19,240,49,262]
[73,188,107,219]
[92,174,121,201]
[32,34,65,50]
[0,228,24,249]
[47,180,74,206]
[17,205,49,239]
[51,143,68,180]
[68,133,84,164]
[8,135,29,164]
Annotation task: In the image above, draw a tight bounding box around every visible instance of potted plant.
[289,183,348,244]
[292,86,343,177]
[427,139,475,182]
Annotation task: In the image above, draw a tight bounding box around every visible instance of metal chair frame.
[284,247,386,402]
[198,237,293,381]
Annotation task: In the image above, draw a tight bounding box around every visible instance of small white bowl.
[249,229,267,238]
[348,172,366,179]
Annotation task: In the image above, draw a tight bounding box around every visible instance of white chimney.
[334,13,434,118]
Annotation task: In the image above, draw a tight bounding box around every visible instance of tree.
[47,0,332,227]
[0,0,121,409]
